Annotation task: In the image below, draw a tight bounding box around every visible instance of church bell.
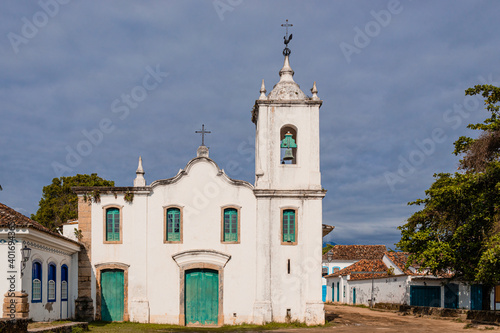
[283,148,294,161]
[281,131,297,162]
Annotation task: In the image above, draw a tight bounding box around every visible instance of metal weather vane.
[281,19,293,56]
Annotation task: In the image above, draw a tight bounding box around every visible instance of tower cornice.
[253,189,326,198]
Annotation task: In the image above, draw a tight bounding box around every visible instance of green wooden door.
[101,270,124,322]
[353,288,356,304]
[185,269,218,325]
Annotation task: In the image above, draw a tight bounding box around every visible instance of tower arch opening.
[280,125,297,165]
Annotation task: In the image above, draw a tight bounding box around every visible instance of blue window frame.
[61,265,68,301]
[223,208,238,242]
[32,261,42,302]
[48,263,56,302]
[106,207,120,241]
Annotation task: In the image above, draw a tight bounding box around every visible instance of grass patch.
[88,320,325,332]
[28,320,72,329]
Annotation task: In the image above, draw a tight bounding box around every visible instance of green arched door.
[185,269,218,325]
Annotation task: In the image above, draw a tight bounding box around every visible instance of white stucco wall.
[90,159,259,324]
[254,102,321,191]
[61,222,79,242]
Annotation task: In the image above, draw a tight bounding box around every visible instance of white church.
[71,35,327,326]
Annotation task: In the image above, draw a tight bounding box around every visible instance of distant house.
[325,251,496,310]
[0,203,81,321]
[321,245,386,302]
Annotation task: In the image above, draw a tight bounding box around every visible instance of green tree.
[31,173,114,231]
[323,243,336,255]
[397,85,500,310]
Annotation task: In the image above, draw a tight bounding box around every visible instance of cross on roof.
[195,124,211,146]
[281,19,293,41]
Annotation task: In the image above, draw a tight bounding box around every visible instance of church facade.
[73,49,326,326]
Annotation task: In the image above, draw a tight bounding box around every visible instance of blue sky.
[1,1,499,248]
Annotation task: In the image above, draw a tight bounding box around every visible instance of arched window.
[32,261,42,302]
[223,208,238,242]
[61,265,68,301]
[48,263,56,302]
[166,207,181,242]
[282,209,297,243]
[280,126,297,165]
[106,207,120,241]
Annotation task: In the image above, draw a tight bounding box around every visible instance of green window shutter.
[167,208,181,241]
[224,208,238,242]
[283,210,295,242]
[106,208,120,241]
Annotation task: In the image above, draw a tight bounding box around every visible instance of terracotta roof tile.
[323,245,386,261]
[0,202,81,247]
[325,259,389,279]
[384,251,414,275]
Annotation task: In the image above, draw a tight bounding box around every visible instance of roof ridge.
[0,202,81,247]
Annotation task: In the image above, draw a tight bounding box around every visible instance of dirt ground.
[272,304,499,332]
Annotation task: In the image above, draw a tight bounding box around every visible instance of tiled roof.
[325,250,454,281]
[323,245,386,261]
[0,202,81,246]
[325,259,389,280]
[322,224,334,237]
[384,251,413,275]
[383,251,453,278]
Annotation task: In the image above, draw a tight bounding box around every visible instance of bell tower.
[252,22,326,325]
[252,46,322,190]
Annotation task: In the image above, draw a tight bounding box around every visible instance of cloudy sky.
[1,1,498,248]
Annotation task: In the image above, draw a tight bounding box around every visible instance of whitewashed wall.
[90,158,258,324]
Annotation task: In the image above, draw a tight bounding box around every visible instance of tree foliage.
[31,173,114,231]
[454,85,500,172]
[397,85,500,309]
[322,243,336,255]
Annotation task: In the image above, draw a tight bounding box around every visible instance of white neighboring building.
[325,251,496,310]
[321,245,386,302]
[0,203,80,321]
[61,220,79,242]
[72,47,327,326]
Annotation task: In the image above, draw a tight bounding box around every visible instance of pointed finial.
[259,79,267,100]
[136,156,144,174]
[311,81,319,100]
[278,54,295,83]
[134,156,146,187]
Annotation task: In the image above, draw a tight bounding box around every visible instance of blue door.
[471,285,483,310]
[410,286,441,307]
[353,288,356,304]
[322,285,327,302]
[336,282,339,302]
[444,283,459,309]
